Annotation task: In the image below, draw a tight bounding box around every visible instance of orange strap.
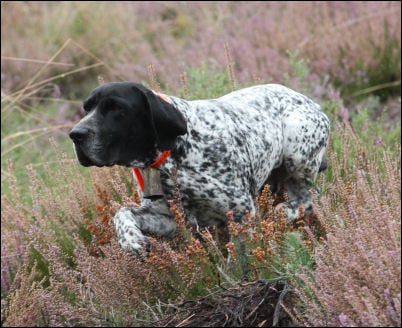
[133,167,145,192]
[150,150,171,168]
[132,150,171,192]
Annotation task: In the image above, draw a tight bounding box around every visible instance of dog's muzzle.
[69,126,91,145]
[69,126,100,167]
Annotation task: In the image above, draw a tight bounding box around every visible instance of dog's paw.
[274,202,298,222]
[119,225,150,255]
[114,207,150,255]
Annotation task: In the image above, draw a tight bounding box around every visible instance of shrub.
[3,61,401,325]
[293,122,401,327]
[2,2,400,101]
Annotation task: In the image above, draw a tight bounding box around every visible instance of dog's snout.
[69,126,90,143]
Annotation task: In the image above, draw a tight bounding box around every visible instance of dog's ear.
[133,84,187,150]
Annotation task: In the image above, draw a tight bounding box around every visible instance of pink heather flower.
[339,312,349,326]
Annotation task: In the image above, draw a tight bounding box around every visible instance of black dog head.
[69,82,187,167]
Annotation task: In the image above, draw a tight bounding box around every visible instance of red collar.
[150,150,171,168]
[132,91,172,193]
[133,151,170,192]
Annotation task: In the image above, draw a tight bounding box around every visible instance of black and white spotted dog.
[69,82,330,253]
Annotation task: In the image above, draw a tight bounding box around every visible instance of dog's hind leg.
[275,145,327,221]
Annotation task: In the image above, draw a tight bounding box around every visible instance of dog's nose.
[69,126,90,143]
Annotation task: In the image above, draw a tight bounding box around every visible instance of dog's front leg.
[113,199,176,254]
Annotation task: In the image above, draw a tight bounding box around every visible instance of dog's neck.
[133,91,174,199]
[132,150,170,200]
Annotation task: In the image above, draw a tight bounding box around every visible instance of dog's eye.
[104,106,124,116]
[100,99,121,113]
[83,101,93,113]
[109,106,121,112]
[112,108,127,120]
[82,98,95,114]
[102,105,126,120]
[83,106,91,114]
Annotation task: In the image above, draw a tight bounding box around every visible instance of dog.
[69,82,330,253]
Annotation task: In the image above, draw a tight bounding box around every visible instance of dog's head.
[69,82,187,167]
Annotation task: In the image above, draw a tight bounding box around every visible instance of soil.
[152,279,296,327]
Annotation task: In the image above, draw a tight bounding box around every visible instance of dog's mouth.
[73,145,116,167]
[72,141,153,169]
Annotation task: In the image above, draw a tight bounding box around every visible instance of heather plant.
[335,19,401,100]
[1,71,320,326]
[2,3,401,323]
[2,64,401,326]
[2,160,178,326]
[2,2,400,101]
[292,123,401,327]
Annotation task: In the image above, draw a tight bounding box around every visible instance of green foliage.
[278,232,315,277]
[28,247,50,289]
[177,63,238,100]
[54,230,77,269]
[366,20,401,99]
[351,103,400,148]
[283,50,310,94]
[336,20,401,101]
[59,285,79,306]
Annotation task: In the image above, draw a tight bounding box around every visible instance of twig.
[175,313,195,327]
[1,56,74,66]
[224,43,236,90]
[147,63,161,92]
[273,280,289,327]
[245,288,271,321]
[179,72,188,97]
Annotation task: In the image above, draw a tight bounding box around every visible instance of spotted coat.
[70,83,330,253]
